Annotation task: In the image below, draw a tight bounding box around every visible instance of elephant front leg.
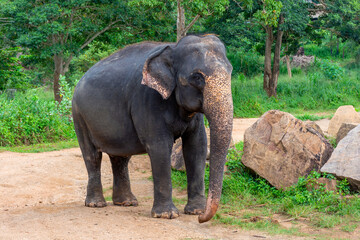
[147,141,179,219]
[110,156,138,206]
[182,120,207,215]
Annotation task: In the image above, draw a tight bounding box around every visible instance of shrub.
[227,48,262,77]
[0,47,31,91]
[316,59,344,80]
[0,88,76,146]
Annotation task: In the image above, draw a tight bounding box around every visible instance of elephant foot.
[113,193,138,207]
[151,204,179,219]
[184,207,204,215]
[113,198,138,207]
[184,200,206,215]
[85,198,107,208]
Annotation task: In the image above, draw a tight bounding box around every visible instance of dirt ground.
[0,118,331,240]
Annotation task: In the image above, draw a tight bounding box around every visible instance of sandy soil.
[0,118,331,240]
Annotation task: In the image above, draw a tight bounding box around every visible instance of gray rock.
[336,123,358,144]
[321,125,360,191]
[242,110,334,189]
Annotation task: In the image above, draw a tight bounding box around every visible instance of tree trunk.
[285,55,292,78]
[269,15,284,97]
[53,54,72,103]
[177,0,186,42]
[263,26,273,96]
[53,54,63,104]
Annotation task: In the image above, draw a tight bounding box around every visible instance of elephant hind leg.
[110,156,138,206]
[73,113,106,208]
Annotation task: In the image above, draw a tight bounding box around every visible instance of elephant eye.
[189,72,205,89]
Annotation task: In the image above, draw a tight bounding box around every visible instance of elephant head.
[142,35,233,223]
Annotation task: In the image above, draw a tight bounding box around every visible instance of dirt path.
[0,118,330,240]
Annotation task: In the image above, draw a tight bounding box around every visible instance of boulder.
[171,128,211,171]
[171,127,234,171]
[327,105,360,137]
[321,125,360,191]
[242,110,334,189]
[336,123,358,144]
[304,120,325,137]
[171,138,186,171]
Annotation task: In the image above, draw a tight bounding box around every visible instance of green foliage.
[227,48,262,77]
[253,0,283,27]
[0,47,30,91]
[316,0,360,44]
[71,41,117,74]
[316,59,345,80]
[58,75,79,117]
[0,88,75,146]
[295,114,327,121]
[1,0,130,57]
[205,1,265,52]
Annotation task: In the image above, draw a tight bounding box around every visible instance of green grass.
[232,62,360,118]
[0,139,78,153]
[171,142,360,238]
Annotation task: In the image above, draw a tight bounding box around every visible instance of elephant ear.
[142,46,175,99]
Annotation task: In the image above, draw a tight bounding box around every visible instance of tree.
[0,0,133,103]
[176,0,229,41]
[130,0,229,42]
[311,0,360,44]
[235,0,309,97]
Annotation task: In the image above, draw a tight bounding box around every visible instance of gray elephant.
[72,35,233,223]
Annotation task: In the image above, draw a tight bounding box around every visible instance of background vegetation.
[1,0,359,146]
[1,0,359,236]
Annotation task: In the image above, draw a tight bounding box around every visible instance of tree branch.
[80,19,123,50]
[183,14,200,34]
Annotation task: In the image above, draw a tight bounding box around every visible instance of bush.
[0,47,31,91]
[227,48,262,77]
[316,58,344,80]
[0,88,76,146]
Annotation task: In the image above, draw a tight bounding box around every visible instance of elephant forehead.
[204,50,231,71]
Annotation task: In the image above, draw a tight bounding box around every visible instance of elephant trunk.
[198,68,233,223]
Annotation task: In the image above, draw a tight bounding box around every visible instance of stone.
[242,110,334,189]
[321,125,360,191]
[304,120,325,137]
[171,128,211,171]
[171,138,185,171]
[291,55,314,68]
[327,105,360,137]
[171,127,234,171]
[306,178,337,192]
[336,123,358,144]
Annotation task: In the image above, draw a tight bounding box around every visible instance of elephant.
[72,34,233,223]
